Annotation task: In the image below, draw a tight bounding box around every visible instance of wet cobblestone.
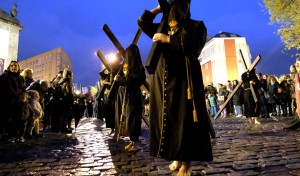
[0,116,300,175]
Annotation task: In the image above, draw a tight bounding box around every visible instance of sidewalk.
[0,116,300,175]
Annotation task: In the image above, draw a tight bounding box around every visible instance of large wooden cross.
[145,0,171,74]
[100,24,150,127]
[214,50,261,120]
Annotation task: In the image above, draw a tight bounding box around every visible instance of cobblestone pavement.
[1,116,300,176]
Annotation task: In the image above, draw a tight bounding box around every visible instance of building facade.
[0,7,24,73]
[199,32,252,86]
[19,47,72,82]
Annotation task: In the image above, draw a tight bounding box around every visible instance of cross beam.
[145,0,170,74]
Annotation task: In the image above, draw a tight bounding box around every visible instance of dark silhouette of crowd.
[0,61,86,143]
[205,67,296,124]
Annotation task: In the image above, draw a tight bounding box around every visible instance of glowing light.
[107,53,116,63]
[75,90,81,95]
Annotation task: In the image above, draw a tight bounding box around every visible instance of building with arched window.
[199,32,252,86]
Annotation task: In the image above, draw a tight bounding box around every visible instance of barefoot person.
[242,69,261,124]
[138,0,213,175]
[114,44,146,152]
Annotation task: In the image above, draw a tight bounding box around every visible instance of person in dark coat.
[26,80,48,110]
[58,69,74,133]
[49,71,63,132]
[20,68,34,88]
[218,84,229,118]
[232,80,243,117]
[242,69,260,124]
[138,0,213,174]
[0,61,25,142]
[267,76,279,116]
[281,80,292,116]
[277,85,288,116]
[257,73,269,118]
[114,44,146,152]
[205,82,218,95]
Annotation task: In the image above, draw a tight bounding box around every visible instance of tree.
[263,0,300,56]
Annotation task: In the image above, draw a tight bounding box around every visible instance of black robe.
[242,70,259,118]
[138,11,213,161]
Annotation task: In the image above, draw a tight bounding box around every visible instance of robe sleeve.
[137,10,160,39]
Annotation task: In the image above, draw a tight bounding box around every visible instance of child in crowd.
[208,92,218,117]
[27,90,44,138]
[205,94,211,116]
[15,92,34,142]
[277,86,287,116]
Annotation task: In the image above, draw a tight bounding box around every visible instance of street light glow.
[107,53,116,63]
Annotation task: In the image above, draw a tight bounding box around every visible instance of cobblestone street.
[1,116,300,176]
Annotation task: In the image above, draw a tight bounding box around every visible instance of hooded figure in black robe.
[242,69,260,124]
[114,44,146,151]
[138,0,212,174]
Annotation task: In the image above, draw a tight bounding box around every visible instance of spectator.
[59,69,74,133]
[267,76,279,116]
[27,90,44,138]
[263,74,269,82]
[290,65,297,81]
[20,68,34,88]
[15,92,34,142]
[208,92,218,117]
[26,80,48,110]
[218,84,229,118]
[281,80,292,116]
[0,61,25,142]
[49,71,64,132]
[226,80,234,116]
[277,86,288,116]
[232,80,243,117]
[205,82,218,95]
[257,73,269,118]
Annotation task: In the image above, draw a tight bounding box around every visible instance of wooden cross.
[145,0,171,74]
[100,24,150,127]
[214,49,261,120]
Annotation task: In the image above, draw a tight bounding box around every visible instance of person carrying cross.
[138,0,213,175]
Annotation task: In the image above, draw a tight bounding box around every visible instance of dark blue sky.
[1,0,296,86]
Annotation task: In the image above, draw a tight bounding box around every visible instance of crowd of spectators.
[205,66,297,122]
[0,61,86,143]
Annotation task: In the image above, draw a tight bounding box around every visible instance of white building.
[199,32,252,86]
[0,7,24,73]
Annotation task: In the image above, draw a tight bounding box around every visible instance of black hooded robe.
[138,11,212,161]
[115,45,146,140]
[242,70,259,118]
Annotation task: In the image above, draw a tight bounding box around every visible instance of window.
[206,76,209,82]
[205,63,208,70]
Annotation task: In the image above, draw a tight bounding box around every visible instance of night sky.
[0,0,296,86]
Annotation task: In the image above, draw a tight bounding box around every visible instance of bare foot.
[109,129,114,135]
[128,142,138,152]
[248,117,254,124]
[177,162,191,176]
[125,141,133,150]
[169,161,181,171]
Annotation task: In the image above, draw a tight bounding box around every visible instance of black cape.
[138,11,212,161]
